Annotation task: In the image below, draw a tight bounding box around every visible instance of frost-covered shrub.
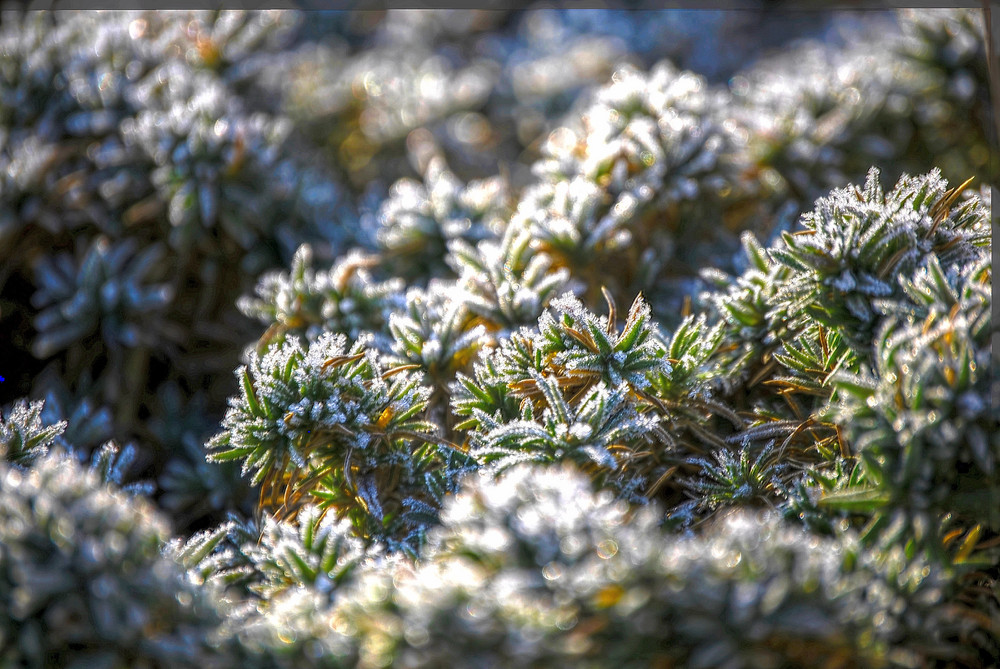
[829,260,996,538]
[172,504,369,612]
[375,156,510,282]
[698,168,989,399]
[513,60,763,312]
[208,332,473,550]
[207,163,994,665]
[449,291,745,504]
[768,168,988,351]
[246,506,367,603]
[239,244,405,353]
[451,292,667,436]
[0,450,233,668]
[686,168,994,555]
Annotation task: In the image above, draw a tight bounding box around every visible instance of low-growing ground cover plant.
[0,7,996,668]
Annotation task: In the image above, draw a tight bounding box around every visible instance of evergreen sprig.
[388,282,486,394]
[768,167,987,351]
[682,443,787,510]
[827,279,996,545]
[245,505,367,603]
[447,220,571,331]
[208,332,469,548]
[239,244,404,353]
[471,375,653,499]
[451,291,667,439]
[0,398,66,466]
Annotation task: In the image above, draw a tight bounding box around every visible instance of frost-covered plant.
[516,59,760,308]
[0,450,233,668]
[3,8,998,668]
[697,230,791,390]
[1,396,147,494]
[0,13,152,244]
[645,314,724,397]
[513,175,633,298]
[683,443,788,510]
[0,11,342,254]
[170,516,261,605]
[532,61,744,203]
[524,292,669,391]
[376,156,509,281]
[173,512,379,669]
[451,292,696,500]
[27,235,180,434]
[447,220,571,332]
[245,506,367,603]
[471,375,654,500]
[174,506,370,616]
[827,273,996,543]
[211,159,992,664]
[0,398,66,466]
[452,292,667,438]
[239,244,405,353]
[626,314,750,503]
[768,168,988,352]
[388,282,486,402]
[888,245,991,325]
[208,332,471,549]
[644,314,741,436]
[768,322,854,405]
[125,71,290,260]
[122,54,351,268]
[699,168,989,408]
[688,169,993,545]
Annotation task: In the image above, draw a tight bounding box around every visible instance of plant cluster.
[1,7,995,668]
